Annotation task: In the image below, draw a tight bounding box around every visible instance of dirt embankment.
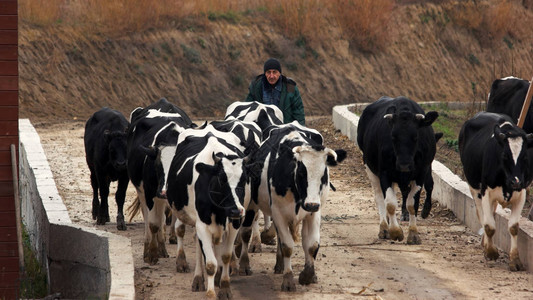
[19,2,533,124]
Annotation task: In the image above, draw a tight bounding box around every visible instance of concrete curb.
[18,119,135,299]
[332,104,533,273]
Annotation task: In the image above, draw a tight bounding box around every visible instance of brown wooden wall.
[0,1,18,299]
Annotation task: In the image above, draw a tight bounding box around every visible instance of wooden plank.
[0,165,13,181]
[0,182,13,197]
[0,227,16,242]
[0,196,14,210]
[0,15,16,30]
[0,273,19,287]
[0,121,17,136]
[0,1,17,15]
[0,106,17,120]
[0,75,16,90]
[0,61,16,75]
[0,287,18,299]
[0,30,16,44]
[0,257,18,273]
[0,242,17,257]
[0,91,17,105]
[0,45,16,60]
[0,211,15,227]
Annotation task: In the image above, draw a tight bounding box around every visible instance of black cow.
[240,123,346,291]
[459,112,533,271]
[357,96,438,244]
[84,107,129,230]
[487,76,533,133]
[127,98,195,264]
[166,128,257,299]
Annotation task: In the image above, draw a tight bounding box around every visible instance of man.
[245,58,306,125]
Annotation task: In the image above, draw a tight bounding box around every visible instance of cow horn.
[292,146,303,154]
[383,114,393,119]
[325,148,337,160]
[415,114,425,120]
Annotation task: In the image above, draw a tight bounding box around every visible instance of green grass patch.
[20,225,48,298]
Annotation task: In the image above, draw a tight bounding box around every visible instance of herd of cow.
[82,76,532,298]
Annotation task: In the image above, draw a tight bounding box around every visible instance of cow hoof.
[281,272,296,292]
[217,287,233,300]
[249,239,262,253]
[484,247,499,261]
[407,230,421,245]
[389,227,404,242]
[421,206,431,219]
[191,275,206,292]
[298,264,317,285]
[158,242,169,258]
[92,203,99,220]
[261,230,276,245]
[239,253,252,276]
[378,222,390,239]
[509,258,524,272]
[116,215,126,231]
[169,235,177,244]
[176,257,190,273]
[206,289,216,298]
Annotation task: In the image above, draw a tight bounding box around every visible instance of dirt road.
[34,117,533,299]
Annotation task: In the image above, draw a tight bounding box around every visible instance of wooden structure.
[0,1,19,299]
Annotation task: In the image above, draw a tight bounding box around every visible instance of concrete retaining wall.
[332,104,533,273]
[18,119,135,299]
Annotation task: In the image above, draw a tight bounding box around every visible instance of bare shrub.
[329,0,395,52]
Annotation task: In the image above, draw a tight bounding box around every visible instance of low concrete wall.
[332,104,533,273]
[18,119,135,299]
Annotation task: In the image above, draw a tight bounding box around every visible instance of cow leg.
[299,212,320,285]
[272,213,296,292]
[249,212,262,253]
[115,174,128,231]
[89,166,100,220]
[260,214,276,245]
[365,166,389,239]
[192,235,206,292]
[384,186,404,241]
[406,182,422,245]
[217,226,239,300]
[508,190,526,271]
[174,218,190,273]
[144,198,169,264]
[169,211,178,244]
[238,208,256,276]
[400,186,409,221]
[421,174,434,219]
[481,192,499,261]
[96,173,111,225]
[196,225,217,298]
[155,199,169,258]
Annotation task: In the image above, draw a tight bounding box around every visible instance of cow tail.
[127,195,141,222]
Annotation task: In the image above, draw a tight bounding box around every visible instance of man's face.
[265,69,281,85]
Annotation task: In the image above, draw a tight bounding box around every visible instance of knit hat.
[264,58,282,73]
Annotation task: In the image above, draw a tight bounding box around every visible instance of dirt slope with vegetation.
[18,0,533,124]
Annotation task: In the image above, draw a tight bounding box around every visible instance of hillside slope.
[19,2,533,122]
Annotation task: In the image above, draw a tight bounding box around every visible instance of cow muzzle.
[507,177,523,191]
[227,207,244,220]
[303,202,320,213]
[396,162,413,173]
[157,189,167,199]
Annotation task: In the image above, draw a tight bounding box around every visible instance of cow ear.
[140,145,158,160]
[493,125,507,142]
[420,111,439,127]
[327,149,347,166]
[212,152,223,164]
[292,146,303,160]
[526,133,533,148]
[195,162,219,175]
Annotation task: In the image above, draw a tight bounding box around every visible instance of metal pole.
[11,144,24,270]
[517,77,533,128]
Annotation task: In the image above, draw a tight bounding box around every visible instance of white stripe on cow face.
[221,158,246,217]
[507,137,523,165]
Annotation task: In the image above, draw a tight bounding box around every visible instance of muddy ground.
[34,116,533,299]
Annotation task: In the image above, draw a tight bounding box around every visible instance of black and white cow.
[459,112,533,271]
[127,98,195,264]
[225,101,283,131]
[84,107,129,230]
[357,96,438,244]
[487,76,533,221]
[165,127,258,299]
[241,122,346,291]
[487,76,533,133]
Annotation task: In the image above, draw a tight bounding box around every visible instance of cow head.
[494,122,533,191]
[195,152,250,220]
[383,107,438,172]
[104,130,128,172]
